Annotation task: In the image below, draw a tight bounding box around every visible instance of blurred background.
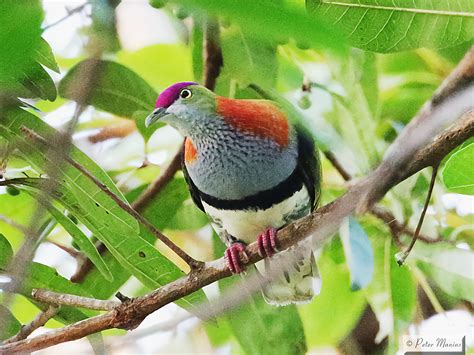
[0,0,473,353]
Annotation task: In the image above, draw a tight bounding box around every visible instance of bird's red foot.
[257,228,279,258]
[225,242,248,274]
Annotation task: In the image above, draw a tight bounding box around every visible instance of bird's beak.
[145,107,168,127]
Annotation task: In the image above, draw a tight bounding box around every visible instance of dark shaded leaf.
[59,60,157,118]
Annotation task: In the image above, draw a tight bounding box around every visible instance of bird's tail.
[258,238,320,306]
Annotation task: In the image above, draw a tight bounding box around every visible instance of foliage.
[0,0,472,353]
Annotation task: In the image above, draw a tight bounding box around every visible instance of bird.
[146,82,321,305]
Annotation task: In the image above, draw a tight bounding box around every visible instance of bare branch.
[131,147,183,213]
[203,17,223,91]
[32,289,120,311]
[2,306,59,344]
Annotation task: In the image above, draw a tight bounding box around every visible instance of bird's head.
[145,82,216,135]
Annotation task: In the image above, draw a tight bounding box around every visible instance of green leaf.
[0,234,13,269]
[0,0,43,96]
[29,194,113,282]
[442,142,474,195]
[59,59,157,118]
[340,216,374,291]
[220,27,278,88]
[178,0,347,54]
[213,235,307,355]
[307,0,474,53]
[412,243,474,302]
[116,44,194,90]
[35,38,60,73]
[0,306,21,341]
[299,239,367,347]
[0,193,42,250]
[365,226,416,347]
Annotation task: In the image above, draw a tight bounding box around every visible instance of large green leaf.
[213,235,307,355]
[117,44,194,90]
[307,0,474,53]
[59,59,157,118]
[412,243,474,302]
[220,26,278,88]
[27,193,113,282]
[178,0,347,54]
[0,193,45,250]
[442,142,474,195]
[0,1,57,101]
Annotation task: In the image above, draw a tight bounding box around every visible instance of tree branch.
[2,306,59,344]
[2,33,470,355]
[32,289,120,311]
[1,98,471,352]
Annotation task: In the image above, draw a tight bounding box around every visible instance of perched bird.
[146,82,321,305]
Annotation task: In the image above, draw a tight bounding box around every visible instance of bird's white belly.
[202,186,311,245]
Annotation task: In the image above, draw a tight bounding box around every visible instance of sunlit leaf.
[307,0,474,53]
[27,193,113,282]
[442,143,474,195]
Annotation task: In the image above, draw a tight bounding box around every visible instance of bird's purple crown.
[155,82,198,108]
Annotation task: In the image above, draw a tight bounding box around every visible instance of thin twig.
[2,306,59,344]
[32,289,120,311]
[42,3,89,31]
[0,214,28,233]
[70,242,107,283]
[132,148,183,213]
[323,150,352,181]
[47,240,82,259]
[397,165,439,265]
[324,151,442,245]
[21,126,201,269]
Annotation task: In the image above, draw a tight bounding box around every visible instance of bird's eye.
[180,89,192,99]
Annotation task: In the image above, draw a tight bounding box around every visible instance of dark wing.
[181,147,205,212]
[296,126,321,211]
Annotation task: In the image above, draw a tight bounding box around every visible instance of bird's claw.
[257,228,279,258]
[225,242,248,274]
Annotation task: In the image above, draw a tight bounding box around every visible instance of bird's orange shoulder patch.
[184,137,198,163]
[216,97,289,147]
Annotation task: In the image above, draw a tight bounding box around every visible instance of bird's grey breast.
[186,130,298,200]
